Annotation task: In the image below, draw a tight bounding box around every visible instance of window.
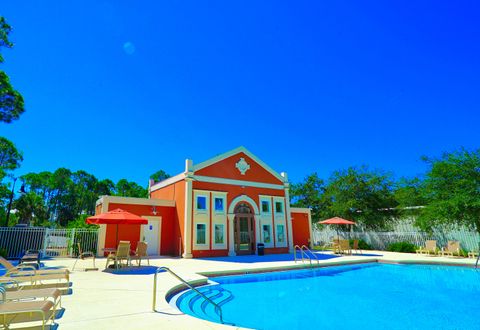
[277,225,285,243]
[263,225,271,243]
[261,201,270,213]
[275,201,284,213]
[214,224,224,244]
[196,224,206,244]
[214,197,224,212]
[196,196,207,211]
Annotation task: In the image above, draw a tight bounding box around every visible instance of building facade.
[95,147,313,258]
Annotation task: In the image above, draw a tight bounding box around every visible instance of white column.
[282,173,294,253]
[227,214,236,256]
[183,159,194,258]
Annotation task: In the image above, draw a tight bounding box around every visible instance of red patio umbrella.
[318,217,356,238]
[86,208,148,246]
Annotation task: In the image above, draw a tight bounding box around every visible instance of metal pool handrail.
[294,245,312,267]
[301,245,320,265]
[152,266,224,324]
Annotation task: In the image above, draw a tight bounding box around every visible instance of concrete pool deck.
[11,251,480,329]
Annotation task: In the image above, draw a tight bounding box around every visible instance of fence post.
[70,228,76,257]
[42,228,49,258]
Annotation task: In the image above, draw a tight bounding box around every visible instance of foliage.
[0,17,13,62]
[394,176,426,216]
[290,173,326,222]
[0,17,25,123]
[386,241,417,253]
[0,137,23,172]
[348,239,371,250]
[321,166,398,230]
[11,168,154,227]
[115,179,147,198]
[416,149,480,233]
[67,214,99,229]
[150,170,171,183]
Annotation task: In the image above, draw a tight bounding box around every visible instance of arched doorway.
[234,203,255,255]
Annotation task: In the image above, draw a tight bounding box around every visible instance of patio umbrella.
[318,217,356,239]
[86,208,148,246]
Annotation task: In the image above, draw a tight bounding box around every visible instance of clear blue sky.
[1,1,479,186]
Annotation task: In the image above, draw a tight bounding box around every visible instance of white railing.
[314,228,480,252]
[0,227,99,259]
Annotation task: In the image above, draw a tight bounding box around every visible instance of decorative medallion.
[235,157,250,175]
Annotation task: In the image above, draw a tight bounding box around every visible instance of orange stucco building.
[95,147,313,258]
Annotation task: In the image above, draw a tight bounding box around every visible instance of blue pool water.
[175,263,480,329]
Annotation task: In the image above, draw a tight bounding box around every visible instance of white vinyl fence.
[314,227,480,252]
[0,227,99,259]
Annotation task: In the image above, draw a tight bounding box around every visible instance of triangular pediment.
[193,147,285,185]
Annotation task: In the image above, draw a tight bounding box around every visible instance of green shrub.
[349,239,372,250]
[387,241,417,253]
[0,247,7,258]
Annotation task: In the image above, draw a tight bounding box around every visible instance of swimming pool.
[174,263,480,329]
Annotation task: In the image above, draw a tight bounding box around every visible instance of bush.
[0,247,7,258]
[349,239,372,250]
[387,241,417,253]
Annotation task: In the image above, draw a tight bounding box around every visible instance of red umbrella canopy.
[86,208,148,225]
[318,217,356,225]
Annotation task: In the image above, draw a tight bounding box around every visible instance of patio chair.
[416,240,438,256]
[0,286,57,330]
[339,239,352,255]
[105,241,131,269]
[440,241,461,257]
[130,241,150,266]
[0,256,70,279]
[331,238,341,254]
[72,243,97,271]
[352,239,362,255]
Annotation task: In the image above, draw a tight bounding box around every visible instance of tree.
[394,176,427,217]
[13,191,48,226]
[321,166,398,230]
[0,137,23,172]
[115,179,147,198]
[416,149,480,233]
[290,173,327,222]
[0,17,25,123]
[150,170,170,183]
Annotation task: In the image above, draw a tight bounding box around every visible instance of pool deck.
[7,251,479,329]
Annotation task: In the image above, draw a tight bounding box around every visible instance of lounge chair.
[130,241,150,266]
[105,241,131,269]
[468,250,479,259]
[0,286,57,330]
[20,249,41,269]
[440,241,461,257]
[0,256,69,278]
[352,239,362,255]
[416,240,437,256]
[2,285,62,309]
[72,243,97,271]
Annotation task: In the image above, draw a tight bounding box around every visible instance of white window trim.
[194,222,209,248]
[262,224,273,247]
[276,224,287,246]
[213,223,226,247]
[213,196,226,214]
[195,194,209,214]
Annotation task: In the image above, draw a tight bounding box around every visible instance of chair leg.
[72,257,79,271]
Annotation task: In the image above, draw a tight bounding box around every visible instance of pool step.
[183,286,234,323]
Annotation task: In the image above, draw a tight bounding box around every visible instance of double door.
[234,215,254,255]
